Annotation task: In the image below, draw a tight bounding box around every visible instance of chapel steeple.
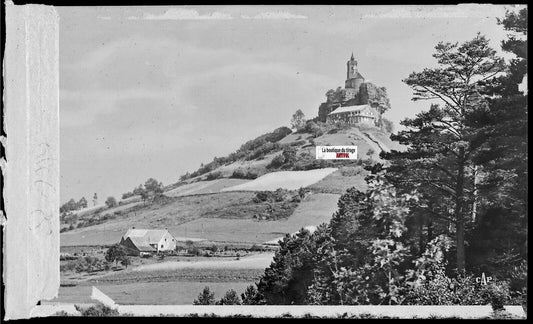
[345,52,365,91]
[347,52,358,80]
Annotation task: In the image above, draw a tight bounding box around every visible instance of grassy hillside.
[60,122,404,247]
[61,190,301,246]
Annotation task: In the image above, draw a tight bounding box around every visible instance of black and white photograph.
[1,3,528,319]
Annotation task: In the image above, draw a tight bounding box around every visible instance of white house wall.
[157,232,177,252]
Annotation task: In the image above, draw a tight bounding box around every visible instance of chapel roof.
[328,104,373,116]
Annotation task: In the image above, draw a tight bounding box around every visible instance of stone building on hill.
[327,104,378,125]
[318,53,391,126]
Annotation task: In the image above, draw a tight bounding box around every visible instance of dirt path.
[361,130,389,152]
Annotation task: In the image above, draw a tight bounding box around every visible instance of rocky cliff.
[317,82,391,122]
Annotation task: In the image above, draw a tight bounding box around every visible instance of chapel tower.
[344,52,365,100]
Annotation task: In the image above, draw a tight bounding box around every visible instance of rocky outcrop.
[318,102,341,122]
[357,82,391,112]
[317,82,391,122]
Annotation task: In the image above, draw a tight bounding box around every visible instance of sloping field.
[165,179,250,197]
[60,192,258,246]
[212,152,279,178]
[277,132,312,145]
[61,192,340,246]
[170,192,341,243]
[361,128,407,152]
[221,168,338,192]
[306,169,368,194]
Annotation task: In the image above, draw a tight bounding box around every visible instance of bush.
[253,191,269,203]
[305,121,324,138]
[298,187,308,199]
[245,171,259,179]
[206,171,223,181]
[217,289,242,305]
[267,154,285,169]
[282,147,297,166]
[266,126,292,142]
[382,118,394,133]
[105,196,117,208]
[405,269,513,309]
[231,168,247,179]
[193,286,216,305]
[101,213,114,221]
[121,192,134,199]
[105,244,129,267]
[246,142,281,161]
[51,310,73,317]
[75,303,119,316]
[63,256,109,273]
[484,283,510,311]
[241,285,260,305]
[253,189,291,204]
[187,246,200,256]
[231,168,259,180]
[60,260,77,272]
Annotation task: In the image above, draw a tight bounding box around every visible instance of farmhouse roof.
[123,228,173,245]
[328,104,374,116]
[125,237,156,252]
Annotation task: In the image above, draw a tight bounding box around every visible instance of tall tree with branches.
[382,34,506,272]
[467,8,528,275]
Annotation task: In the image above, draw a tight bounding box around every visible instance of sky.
[58,4,525,204]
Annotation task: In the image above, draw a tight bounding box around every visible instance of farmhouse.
[326,104,378,125]
[119,228,177,256]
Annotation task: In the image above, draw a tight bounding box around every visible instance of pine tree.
[217,289,242,305]
[77,197,88,209]
[307,175,415,305]
[241,285,260,305]
[255,227,318,304]
[383,34,506,272]
[467,8,528,275]
[193,286,215,305]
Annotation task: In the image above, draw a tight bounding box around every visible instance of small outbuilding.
[119,228,177,256]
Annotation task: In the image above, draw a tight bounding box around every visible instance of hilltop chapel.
[319,53,386,126]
